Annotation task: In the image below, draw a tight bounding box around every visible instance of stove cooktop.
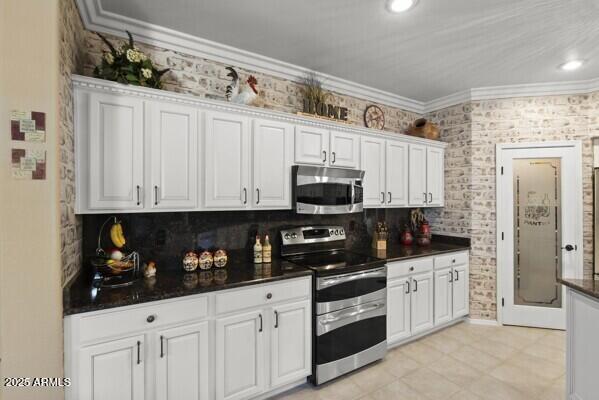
[284,250,385,276]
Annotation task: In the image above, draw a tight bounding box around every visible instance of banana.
[110,222,126,248]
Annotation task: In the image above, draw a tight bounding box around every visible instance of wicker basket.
[407,118,440,140]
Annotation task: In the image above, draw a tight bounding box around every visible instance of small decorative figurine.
[214,249,228,268]
[144,261,157,278]
[198,251,214,270]
[182,251,199,272]
[400,225,414,246]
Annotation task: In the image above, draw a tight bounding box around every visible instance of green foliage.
[93,31,170,89]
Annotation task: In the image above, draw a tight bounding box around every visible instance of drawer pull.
[409,266,414,272]
[146,315,156,323]
[452,259,456,264]
[266,293,272,300]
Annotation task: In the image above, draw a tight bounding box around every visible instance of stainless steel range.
[280,226,387,385]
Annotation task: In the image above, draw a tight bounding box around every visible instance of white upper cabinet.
[295,125,329,166]
[408,143,428,207]
[87,93,144,210]
[386,140,409,207]
[426,147,445,206]
[148,102,199,210]
[204,111,251,209]
[329,130,359,169]
[361,136,386,207]
[252,119,293,208]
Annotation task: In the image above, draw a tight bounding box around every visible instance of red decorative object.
[400,226,414,246]
[416,219,432,246]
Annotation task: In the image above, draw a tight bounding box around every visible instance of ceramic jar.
[182,251,199,272]
[214,249,228,268]
[198,251,214,270]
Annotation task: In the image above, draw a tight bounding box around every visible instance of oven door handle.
[317,268,386,289]
[321,302,385,324]
[317,301,386,335]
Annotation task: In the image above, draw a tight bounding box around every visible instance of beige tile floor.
[272,322,566,400]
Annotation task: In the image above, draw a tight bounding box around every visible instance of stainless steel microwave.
[293,165,365,214]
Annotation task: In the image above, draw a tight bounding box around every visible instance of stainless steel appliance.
[595,168,599,276]
[281,226,387,385]
[292,166,365,214]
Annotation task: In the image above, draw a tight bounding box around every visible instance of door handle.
[405,281,410,294]
[449,271,453,283]
[332,152,336,164]
[256,188,260,204]
[455,270,459,281]
[274,310,279,328]
[562,244,576,251]
[258,314,263,332]
[381,192,385,204]
[413,279,418,292]
[388,192,392,204]
[322,150,327,163]
[154,186,159,206]
[243,188,247,204]
[136,185,141,206]
[160,335,164,358]
[423,192,427,203]
[137,341,142,364]
[429,192,433,203]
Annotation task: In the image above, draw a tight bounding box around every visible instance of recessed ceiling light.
[560,60,583,71]
[387,0,417,13]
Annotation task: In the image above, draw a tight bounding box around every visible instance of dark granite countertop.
[351,235,470,262]
[558,277,599,300]
[63,258,312,316]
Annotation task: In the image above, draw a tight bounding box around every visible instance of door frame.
[496,141,583,326]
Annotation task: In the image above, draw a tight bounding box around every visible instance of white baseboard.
[466,317,500,326]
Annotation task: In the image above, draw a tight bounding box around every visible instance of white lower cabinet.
[156,322,210,400]
[65,277,311,400]
[387,251,469,346]
[79,335,146,400]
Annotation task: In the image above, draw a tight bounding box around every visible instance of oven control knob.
[284,233,291,240]
[291,233,297,239]
[334,229,339,235]
[330,229,334,235]
[340,229,344,235]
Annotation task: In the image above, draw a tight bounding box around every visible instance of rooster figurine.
[225,66,259,106]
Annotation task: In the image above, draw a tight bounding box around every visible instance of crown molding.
[75,0,425,114]
[72,75,447,148]
[77,0,599,116]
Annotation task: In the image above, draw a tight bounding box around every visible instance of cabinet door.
[294,126,329,165]
[88,93,144,210]
[426,147,445,206]
[149,102,199,210]
[434,268,453,326]
[271,300,311,389]
[387,278,412,344]
[204,112,250,208]
[452,264,469,319]
[156,322,210,400]
[408,144,428,207]
[78,335,145,400]
[360,136,386,207]
[252,119,293,208]
[216,310,265,400]
[386,140,409,207]
[330,130,359,168]
[410,272,434,334]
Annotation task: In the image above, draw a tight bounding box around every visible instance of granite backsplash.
[82,208,413,272]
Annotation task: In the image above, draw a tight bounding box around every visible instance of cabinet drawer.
[79,296,208,343]
[387,257,433,280]
[434,252,469,270]
[216,277,311,315]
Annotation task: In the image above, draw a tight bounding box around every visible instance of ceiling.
[99,0,599,102]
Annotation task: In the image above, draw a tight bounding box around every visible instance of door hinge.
[501,298,505,307]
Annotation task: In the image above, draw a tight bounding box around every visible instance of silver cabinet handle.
[243,188,247,204]
[154,186,159,205]
[388,192,392,204]
[332,152,336,164]
[449,271,453,283]
[160,335,164,358]
[405,281,410,294]
[322,150,327,163]
[274,310,279,328]
[423,192,427,203]
[455,270,459,281]
[381,192,385,204]
[258,314,263,332]
[256,188,260,204]
[136,185,141,206]
[137,341,142,364]
[429,192,433,203]
[413,279,418,292]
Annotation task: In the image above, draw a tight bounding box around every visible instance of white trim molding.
[77,0,599,115]
[466,318,500,326]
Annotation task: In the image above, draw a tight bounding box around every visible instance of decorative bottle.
[253,235,263,264]
[262,235,272,263]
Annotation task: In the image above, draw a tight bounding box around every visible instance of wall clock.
[364,105,385,130]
